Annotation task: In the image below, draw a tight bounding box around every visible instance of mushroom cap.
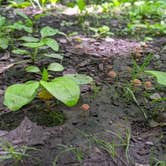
[81,104,90,111]
[133,79,142,87]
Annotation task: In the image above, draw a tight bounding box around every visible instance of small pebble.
[150,93,161,100]
[135,163,150,166]
[145,141,154,146]
[154,54,160,59]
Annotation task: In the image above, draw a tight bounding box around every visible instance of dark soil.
[0,7,166,166]
[0,102,65,130]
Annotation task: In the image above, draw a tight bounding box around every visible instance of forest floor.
[0,6,165,166]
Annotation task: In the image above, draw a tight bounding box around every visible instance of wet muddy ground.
[0,8,166,166]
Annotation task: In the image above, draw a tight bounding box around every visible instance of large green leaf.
[64,74,93,85]
[47,63,64,72]
[4,81,40,111]
[40,26,59,38]
[40,77,80,107]
[145,70,166,86]
[43,38,59,51]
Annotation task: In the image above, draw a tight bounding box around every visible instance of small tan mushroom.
[144,81,152,89]
[81,104,90,121]
[133,79,142,87]
[81,104,90,111]
[108,70,117,79]
[127,66,132,73]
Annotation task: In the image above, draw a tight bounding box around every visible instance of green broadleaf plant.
[89,25,113,38]
[13,26,65,63]
[4,64,93,111]
[0,13,33,50]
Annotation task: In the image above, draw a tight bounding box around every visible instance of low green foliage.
[123,0,166,37]
[153,158,166,166]
[107,129,131,163]
[4,77,79,111]
[89,25,113,38]
[124,86,147,120]
[13,26,64,63]
[90,135,116,157]
[3,63,93,111]
[0,12,33,50]
[0,138,37,164]
[131,54,153,79]
[0,15,10,50]
[53,144,84,166]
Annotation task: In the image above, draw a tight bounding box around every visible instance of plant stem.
[32,47,38,64]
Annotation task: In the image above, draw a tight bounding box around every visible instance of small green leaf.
[43,38,59,51]
[0,16,6,27]
[44,53,63,60]
[16,11,29,20]
[34,13,47,21]
[47,63,64,72]
[0,38,9,49]
[22,42,44,48]
[12,49,29,55]
[4,81,39,111]
[145,70,166,86]
[57,31,67,38]
[10,22,32,33]
[42,68,49,81]
[77,0,86,12]
[64,74,93,85]
[10,1,31,8]
[40,77,80,107]
[16,11,33,26]
[25,65,41,73]
[40,26,59,38]
[19,36,39,42]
